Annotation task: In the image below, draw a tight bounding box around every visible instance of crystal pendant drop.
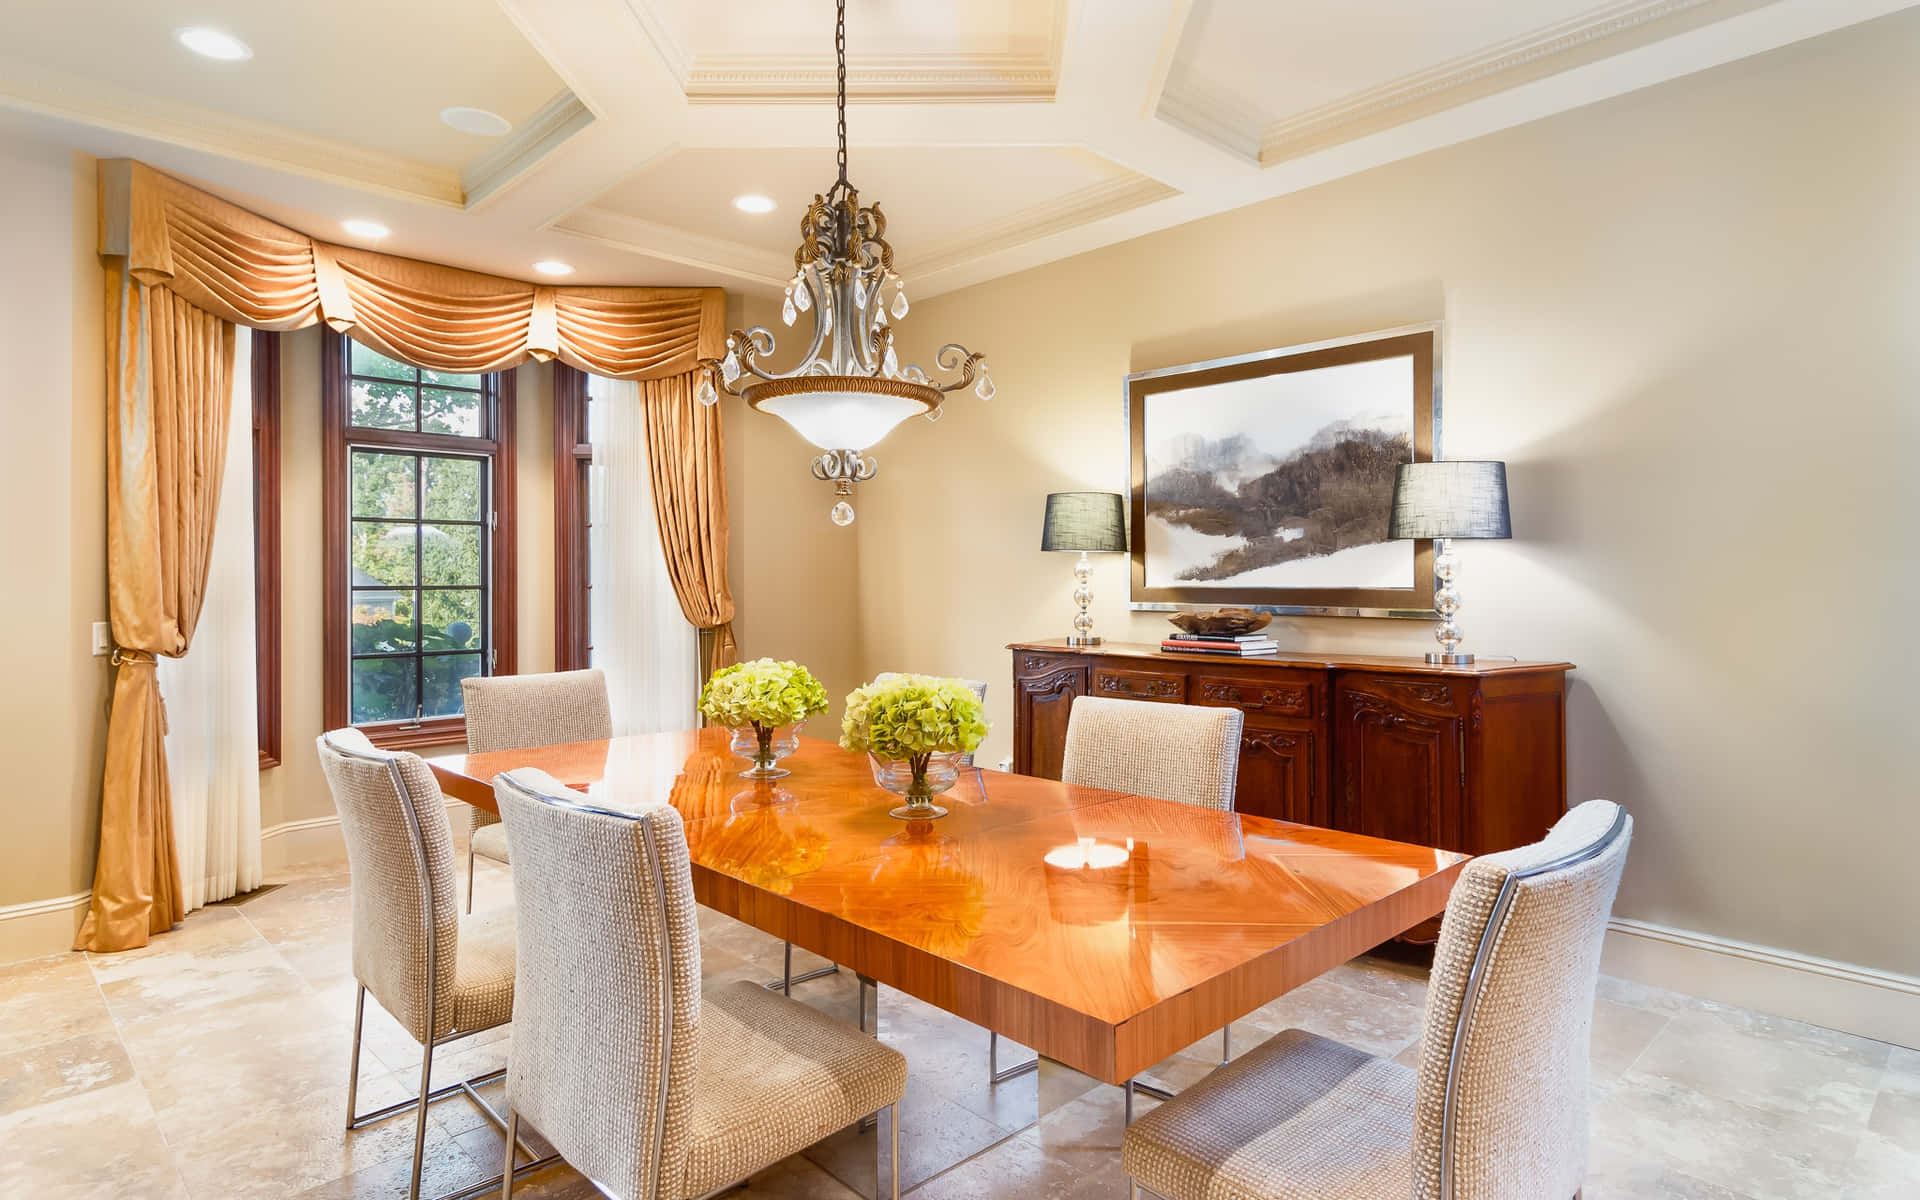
[793,279,811,312]
[875,306,888,328]
[720,350,741,383]
[975,372,996,401]
[820,303,832,335]
[882,344,899,377]
[830,501,855,526]
[781,293,797,326]
[924,404,942,423]
[695,375,717,406]
[852,274,866,306]
[891,286,909,320]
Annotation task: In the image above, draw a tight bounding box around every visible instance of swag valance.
[99,159,725,377]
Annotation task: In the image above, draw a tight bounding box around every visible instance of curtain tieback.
[109,648,168,734]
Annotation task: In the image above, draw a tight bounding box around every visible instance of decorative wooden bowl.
[1166,608,1272,636]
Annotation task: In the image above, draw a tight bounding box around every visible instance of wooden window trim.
[253,330,282,768]
[553,364,593,671]
[322,330,517,749]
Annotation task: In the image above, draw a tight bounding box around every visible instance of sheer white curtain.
[158,327,263,912]
[587,374,699,734]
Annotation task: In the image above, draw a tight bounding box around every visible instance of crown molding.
[620,0,695,85]
[0,55,464,207]
[1256,0,1773,165]
[549,205,794,289]
[685,51,1059,103]
[462,91,597,209]
[908,172,1179,279]
[1155,74,1265,163]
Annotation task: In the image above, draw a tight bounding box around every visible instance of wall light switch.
[91,621,112,656]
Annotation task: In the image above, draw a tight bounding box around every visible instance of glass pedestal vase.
[729,723,800,780]
[870,751,963,820]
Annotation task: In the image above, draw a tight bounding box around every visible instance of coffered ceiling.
[0,0,1907,296]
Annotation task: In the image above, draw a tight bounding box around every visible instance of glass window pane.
[350,379,418,430]
[352,521,417,586]
[351,340,417,382]
[420,388,482,436]
[351,451,417,518]
[422,457,482,521]
[352,657,418,724]
[350,591,416,653]
[423,654,482,718]
[421,589,482,649]
[420,367,483,389]
[421,525,481,586]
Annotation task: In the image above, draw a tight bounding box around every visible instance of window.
[553,364,592,670]
[322,331,516,748]
[253,331,282,767]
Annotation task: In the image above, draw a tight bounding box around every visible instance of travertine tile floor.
[2,853,1915,1199]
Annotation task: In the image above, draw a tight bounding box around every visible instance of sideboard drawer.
[1091,667,1187,703]
[1194,673,1317,719]
[1015,651,1083,679]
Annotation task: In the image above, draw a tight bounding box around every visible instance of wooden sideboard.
[1010,639,1573,860]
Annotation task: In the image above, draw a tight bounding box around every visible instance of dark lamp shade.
[1042,491,1127,553]
[1387,461,1512,540]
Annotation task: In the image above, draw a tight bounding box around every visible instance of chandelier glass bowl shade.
[695,0,992,525]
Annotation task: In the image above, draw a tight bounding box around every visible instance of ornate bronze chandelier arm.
[931,344,987,394]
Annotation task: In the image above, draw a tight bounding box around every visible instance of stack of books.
[1160,632,1279,656]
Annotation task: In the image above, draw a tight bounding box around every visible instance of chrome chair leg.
[1124,1079,1134,1126]
[1221,1024,1231,1064]
[345,984,367,1130]
[466,844,477,914]
[408,1030,433,1200]
[857,977,880,1133]
[987,1031,1038,1084]
[889,1102,901,1200]
[1129,1180,1141,1200]
[501,1110,518,1199]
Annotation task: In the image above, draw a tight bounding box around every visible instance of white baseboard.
[1603,917,1920,1050]
[0,891,89,964]
[261,800,469,873]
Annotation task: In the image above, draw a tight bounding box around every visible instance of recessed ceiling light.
[733,194,777,215]
[532,261,574,277]
[342,219,390,239]
[440,107,512,137]
[175,27,252,61]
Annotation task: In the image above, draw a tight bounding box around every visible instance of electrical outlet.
[91,622,112,656]
[997,756,1014,773]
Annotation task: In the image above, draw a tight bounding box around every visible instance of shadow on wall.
[1127,282,1446,377]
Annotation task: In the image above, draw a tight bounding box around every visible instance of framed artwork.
[1126,325,1439,618]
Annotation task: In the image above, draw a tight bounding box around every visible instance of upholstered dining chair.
[977,695,1246,1085]
[493,767,910,1200]
[316,729,557,1200]
[459,669,612,910]
[1121,798,1632,1200]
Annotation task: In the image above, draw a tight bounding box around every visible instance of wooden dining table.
[427,728,1466,1088]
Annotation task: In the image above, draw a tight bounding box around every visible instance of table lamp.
[1387,461,1511,664]
[1041,491,1127,646]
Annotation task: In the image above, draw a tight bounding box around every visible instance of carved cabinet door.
[1234,724,1321,825]
[1013,655,1087,780]
[1333,675,1465,851]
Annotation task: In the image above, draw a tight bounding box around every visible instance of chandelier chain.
[835,0,848,188]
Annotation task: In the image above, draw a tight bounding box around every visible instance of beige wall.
[0,142,108,950]
[869,13,1920,977]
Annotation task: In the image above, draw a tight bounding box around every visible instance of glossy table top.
[427,728,1466,1083]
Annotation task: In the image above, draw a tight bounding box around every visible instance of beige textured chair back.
[495,768,703,1200]
[1060,695,1244,811]
[315,729,461,1041]
[1412,799,1632,1200]
[462,669,613,753]
[874,673,988,766]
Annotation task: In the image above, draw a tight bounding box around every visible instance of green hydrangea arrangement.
[699,658,830,732]
[840,674,990,764]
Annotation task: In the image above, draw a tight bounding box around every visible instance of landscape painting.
[1127,327,1438,617]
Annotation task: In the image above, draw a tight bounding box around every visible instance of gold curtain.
[101,160,724,377]
[77,270,236,952]
[640,374,739,676]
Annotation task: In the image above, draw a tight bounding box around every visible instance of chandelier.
[694,0,993,527]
